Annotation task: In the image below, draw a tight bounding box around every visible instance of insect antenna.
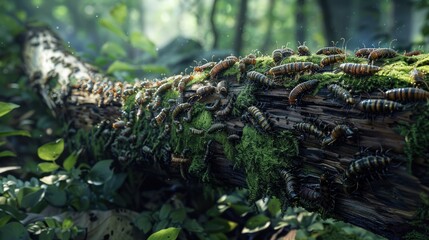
[389,39,397,49]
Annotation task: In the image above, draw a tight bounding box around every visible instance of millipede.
[327,84,355,105]
[154,107,169,126]
[288,79,319,106]
[384,87,429,102]
[247,71,278,88]
[320,54,346,68]
[338,63,381,76]
[215,96,235,118]
[357,99,404,114]
[368,48,397,62]
[247,106,272,132]
[172,103,192,121]
[207,123,227,134]
[293,122,325,140]
[268,62,320,76]
[316,47,344,55]
[280,169,299,203]
[216,80,228,96]
[209,59,237,79]
[194,61,216,72]
[355,48,376,58]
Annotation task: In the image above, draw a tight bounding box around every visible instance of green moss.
[233,84,256,116]
[161,90,179,108]
[188,72,208,85]
[235,126,298,201]
[398,101,429,171]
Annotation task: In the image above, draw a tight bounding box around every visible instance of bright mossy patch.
[233,84,256,116]
[235,126,298,201]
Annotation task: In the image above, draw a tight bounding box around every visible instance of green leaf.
[134,212,152,233]
[0,205,27,220]
[0,130,31,138]
[62,218,74,229]
[0,222,30,240]
[107,61,138,73]
[267,197,281,217]
[37,139,64,161]
[203,218,236,233]
[45,185,66,207]
[170,208,186,223]
[0,151,16,158]
[159,204,172,220]
[103,173,126,194]
[63,151,80,171]
[242,214,270,234]
[182,219,204,233]
[18,188,44,209]
[141,64,169,74]
[101,42,127,58]
[87,160,113,185]
[0,214,11,227]
[307,222,324,232]
[130,32,157,57]
[38,162,60,172]
[110,3,127,25]
[0,102,19,118]
[148,227,181,240]
[99,18,127,40]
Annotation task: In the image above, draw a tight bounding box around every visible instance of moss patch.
[233,84,256,116]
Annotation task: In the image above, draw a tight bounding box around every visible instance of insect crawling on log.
[368,48,397,63]
[247,106,272,132]
[205,98,221,111]
[112,120,126,129]
[409,69,429,89]
[216,80,228,96]
[268,62,320,76]
[209,59,237,79]
[357,99,404,114]
[177,75,193,93]
[293,122,325,140]
[239,57,257,71]
[321,124,354,146]
[171,154,191,180]
[297,42,311,56]
[225,55,239,62]
[189,127,205,135]
[227,134,240,141]
[183,107,193,123]
[343,154,392,193]
[327,84,355,105]
[280,169,299,203]
[404,50,422,56]
[316,47,344,55]
[207,123,227,134]
[215,96,235,118]
[338,63,381,76]
[272,48,294,64]
[288,79,319,106]
[153,107,169,126]
[247,71,279,88]
[384,87,429,102]
[172,103,192,121]
[354,48,376,58]
[196,85,216,98]
[194,61,216,72]
[299,186,320,204]
[153,82,173,96]
[320,54,346,68]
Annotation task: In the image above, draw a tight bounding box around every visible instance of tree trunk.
[261,0,276,53]
[233,0,248,56]
[210,0,219,49]
[22,27,429,239]
[295,0,306,46]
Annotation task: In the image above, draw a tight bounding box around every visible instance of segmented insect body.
[183,108,193,123]
[196,85,216,98]
[239,57,257,73]
[209,59,237,79]
[247,71,278,88]
[205,98,221,111]
[247,106,272,132]
[225,55,239,62]
[215,97,235,118]
[321,124,354,146]
[207,123,226,134]
[149,95,162,110]
[154,82,173,96]
[298,44,311,56]
[293,122,324,140]
[305,117,333,134]
[355,48,376,58]
[112,120,126,129]
[178,75,193,93]
[280,169,298,202]
[344,155,392,193]
[268,62,320,76]
[227,134,240,141]
[172,103,192,121]
[154,108,169,126]
[404,50,422,56]
[288,79,319,106]
[327,84,355,105]
[357,99,404,114]
[368,48,397,62]
[189,127,205,135]
[339,63,381,76]
[316,47,344,55]
[194,62,216,72]
[320,54,346,68]
[384,87,429,102]
[170,154,191,180]
[410,69,427,88]
[272,49,284,63]
[299,186,320,203]
[217,80,228,96]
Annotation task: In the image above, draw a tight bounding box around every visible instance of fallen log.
[22,26,429,239]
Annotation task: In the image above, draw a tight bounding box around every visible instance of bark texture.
[22,27,429,239]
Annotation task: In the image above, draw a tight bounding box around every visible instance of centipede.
[288,79,319,106]
[338,63,381,76]
[357,99,404,114]
[193,61,216,72]
[320,54,346,68]
[327,84,355,105]
[368,48,397,62]
[384,87,429,102]
[247,71,278,88]
[268,62,320,76]
[280,169,299,203]
[247,106,272,132]
[209,59,237,79]
[316,47,344,55]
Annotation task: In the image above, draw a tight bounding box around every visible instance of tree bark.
[233,0,248,56]
[22,27,429,239]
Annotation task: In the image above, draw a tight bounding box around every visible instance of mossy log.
[22,27,429,239]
